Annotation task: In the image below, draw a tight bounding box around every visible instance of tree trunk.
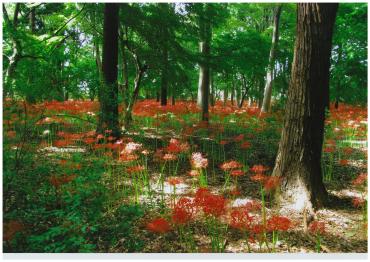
[160,46,168,106]
[271,3,338,215]
[120,27,130,108]
[197,4,211,122]
[261,5,282,113]
[97,3,120,138]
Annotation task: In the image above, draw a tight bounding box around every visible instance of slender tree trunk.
[120,27,130,108]
[261,5,282,113]
[271,3,338,215]
[3,3,21,98]
[97,3,120,138]
[197,4,211,122]
[160,46,168,106]
[334,44,342,109]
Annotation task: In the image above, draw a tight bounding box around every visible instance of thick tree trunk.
[271,3,338,215]
[97,3,120,138]
[261,5,282,113]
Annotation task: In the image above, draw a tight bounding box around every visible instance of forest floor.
[3,99,368,253]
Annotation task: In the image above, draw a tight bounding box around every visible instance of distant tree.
[261,4,282,113]
[271,3,338,215]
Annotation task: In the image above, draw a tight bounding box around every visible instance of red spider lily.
[244,200,262,212]
[250,165,269,174]
[163,153,178,161]
[96,134,104,140]
[119,154,139,162]
[230,208,254,231]
[126,165,145,174]
[3,220,24,241]
[233,134,244,142]
[343,147,354,155]
[167,138,190,154]
[167,177,183,186]
[191,152,208,169]
[83,137,96,145]
[146,218,171,233]
[264,176,281,192]
[59,159,68,166]
[54,139,73,147]
[352,197,366,208]
[230,169,245,177]
[194,188,226,217]
[323,146,335,153]
[202,194,227,217]
[220,160,243,171]
[230,188,241,196]
[240,141,251,149]
[188,170,200,177]
[194,187,211,205]
[49,174,77,188]
[172,197,196,225]
[339,159,349,166]
[266,216,291,232]
[352,173,367,186]
[251,224,265,235]
[219,140,229,145]
[250,174,267,182]
[6,131,16,138]
[308,221,325,235]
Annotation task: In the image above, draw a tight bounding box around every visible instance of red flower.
[230,208,254,231]
[250,165,269,173]
[240,141,251,149]
[167,177,183,186]
[266,216,291,232]
[126,165,145,174]
[352,197,366,208]
[352,173,367,186]
[172,197,195,225]
[233,134,244,142]
[194,188,226,217]
[339,159,349,166]
[250,174,267,182]
[308,221,325,235]
[220,160,243,171]
[264,176,281,192]
[146,218,171,233]
[230,169,245,177]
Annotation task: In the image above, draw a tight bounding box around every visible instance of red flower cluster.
[172,197,196,225]
[194,188,226,217]
[250,165,269,173]
[146,218,171,233]
[266,215,291,232]
[230,208,254,231]
[220,160,243,171]
[166,138,190,154]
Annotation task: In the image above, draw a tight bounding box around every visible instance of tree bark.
[97,3,120,138]
[261,5,282,113]
[197,4,211,122]
[160,45,169,106]
[271,3,338,215]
